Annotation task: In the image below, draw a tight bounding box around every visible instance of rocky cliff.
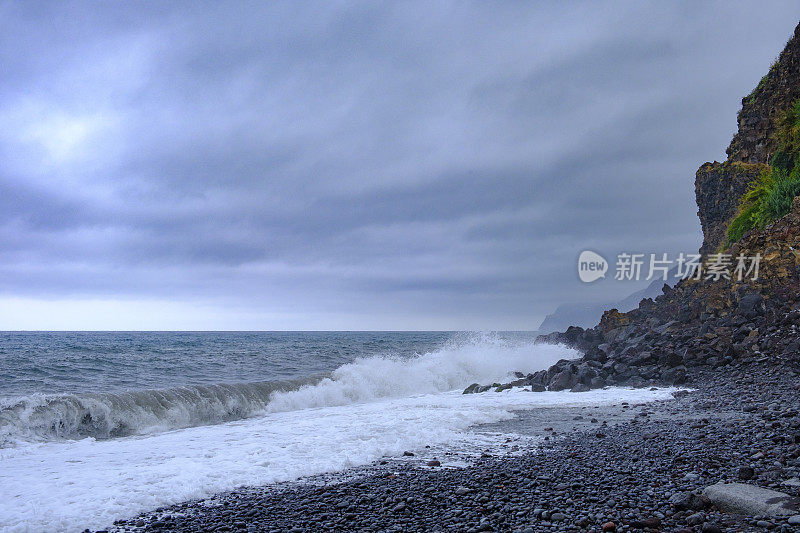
[696,24,800,255]
[525,22,800,393]
[528,194,800,392]
[695,161,767,255]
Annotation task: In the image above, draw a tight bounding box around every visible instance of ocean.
[0,331,675,532]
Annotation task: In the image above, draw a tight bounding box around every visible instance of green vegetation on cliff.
[727,99,800,245]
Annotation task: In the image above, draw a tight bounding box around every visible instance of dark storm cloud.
[2,1,800,329]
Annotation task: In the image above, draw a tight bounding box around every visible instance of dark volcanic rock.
[695,161,767,256]
[738,293,766,319]
[661,365,687,385]
[727,23,800,165]
[463,383,481,394]
[548,369,575,391]
[738,466,756,480]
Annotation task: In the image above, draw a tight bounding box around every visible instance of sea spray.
[266,333,579,412]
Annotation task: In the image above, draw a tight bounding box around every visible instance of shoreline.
[102,364,800,532]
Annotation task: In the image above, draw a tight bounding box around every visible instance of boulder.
[589,376,606,389]
[548,369,576,391]
[661,365,687,385]
[738,293,766,319]
[530,370,548,385]
[702,482,800,516]
[575,364,597,385]
[665,351,683,367]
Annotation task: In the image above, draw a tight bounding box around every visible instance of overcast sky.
[1,2,799,330]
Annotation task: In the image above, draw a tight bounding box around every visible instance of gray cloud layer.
[2,1,800,329]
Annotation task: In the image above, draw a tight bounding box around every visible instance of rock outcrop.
[727,23,800,165]
[695,161,767,255]
[526,23,800,394]
[696,24,800,255]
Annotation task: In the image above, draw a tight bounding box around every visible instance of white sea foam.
[0,337,677,532]
[266,334,579,411]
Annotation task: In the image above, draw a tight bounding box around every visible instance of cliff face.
[696,23,800,255]
[727,23,800,164]
[535,22,800,392]
[695,161,767,255]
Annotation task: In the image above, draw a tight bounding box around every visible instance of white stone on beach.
[702,482,800,517]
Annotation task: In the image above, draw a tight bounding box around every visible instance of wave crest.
[0,378,315,445]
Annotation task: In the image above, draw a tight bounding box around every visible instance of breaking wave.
[266,333,578,412]
[0,378,317,445]
[0,334,579,446]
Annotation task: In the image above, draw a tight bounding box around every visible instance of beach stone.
[686,512,705,525]
[787,515,800,525]
[601,521,616,532]
[738,466,755,480]
[669,491,703,511]
[702,482,800,516]
[640,517,661,528]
